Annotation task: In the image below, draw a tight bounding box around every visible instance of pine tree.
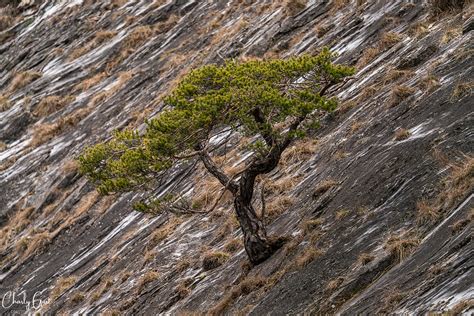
[78,48,355,264]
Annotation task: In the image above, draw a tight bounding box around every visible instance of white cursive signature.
[1,290,49,312]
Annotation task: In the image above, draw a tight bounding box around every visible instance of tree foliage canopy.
[79,48,355,212]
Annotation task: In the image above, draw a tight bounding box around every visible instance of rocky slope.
[0,0,473,315]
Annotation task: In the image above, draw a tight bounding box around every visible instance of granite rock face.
[0,1,473,315]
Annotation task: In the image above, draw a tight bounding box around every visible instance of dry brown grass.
[214,214,240,240]
[284,0,307,16]
[313,179,338,197]
[30,104,94,147]
[382,68,414,85]
[202,251,229,271]
[384,230,420,261]
[50,276,77,300]
[333,150,349,160]
[263,175,301,195]
[418,74,440,92]
[71,292,85,304]
[0,141,6,152]
[441,26,462,44]
[210,276,267,315]
[335,209,350,220]
[357,32,402,68]
[380,32,403,48]
[350,120,364,134]
[154,14,180,34]
[281,139,318,165]
[192,175,225,210]
[394,128,410,141]
[91,277,114,302]
[0,15,14,30]
[388,85,416,107]
[137,270,160,293]
[380,288,405,313]
[357,47,380,68]
[8,71,42,92]
[326,276,345,291]
[18,231,52,259]
[302,218,323,234]
[357,84,378,102]
[105,26,153,71]
[450,216,471,233]
[357,252,375,266]
[123,26,153,50]
[408,21,430,38]
[416,200,440,224]
[175,282,191,299]
[224,238,242,253]
[0,94,11,111]
[448,299,474,314]
[295,247,322,268]
[73,72,108,92]
[33,95,76,117]
[429,0,467,15]
[332,0,350,10]
[442,156,474,206]
[176,257,192,273]
[265,196,294,220]
[450,81,474,101]
[147,218,181,250]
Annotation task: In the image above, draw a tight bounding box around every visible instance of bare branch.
[197,145,239,194]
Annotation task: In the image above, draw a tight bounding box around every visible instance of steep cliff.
[0,0,473,314]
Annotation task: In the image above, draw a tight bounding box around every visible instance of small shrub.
[202,251,229,270]
[394,128,410,141]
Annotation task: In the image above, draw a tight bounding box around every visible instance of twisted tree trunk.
[234,192,274,264]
